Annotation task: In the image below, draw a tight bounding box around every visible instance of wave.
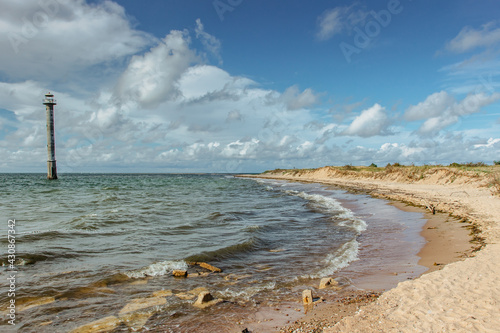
[13,228,125,242]
[125,260,188,278]
[102,195,119,202]
[207,212,225,220]
[307,238,360,278]
[0,251,81,267]
[102,186,120,191]
[244,224,262,232]
[12,230,83,242]
[184,238,259,263]
[221,281,277,301]
[288,190,367,233]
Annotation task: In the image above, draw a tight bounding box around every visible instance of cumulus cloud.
[281,85,320,111]
[378,142,426,161]
[445,21,500,53]
[113,30,196,108]
[405,91,455,121]
[221,138,260,158]
[0,0,154,81]
[342,103,392,137]
[316,5,368,40]
[3,4,500,173]
[178,65,254,102]
[195,18,222,65]
[405,91,500,135]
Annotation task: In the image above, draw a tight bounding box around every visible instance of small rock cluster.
[70,262,225,332]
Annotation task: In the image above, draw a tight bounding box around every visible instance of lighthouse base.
[47,160,58,180]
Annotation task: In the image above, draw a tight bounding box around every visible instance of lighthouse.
[43,92,58,180]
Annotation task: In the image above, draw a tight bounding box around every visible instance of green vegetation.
[342,164,359,171]
[449,162,486,167]
[447,162,495,174]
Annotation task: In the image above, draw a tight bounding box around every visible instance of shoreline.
[392,201,472,275]
[237,167,499,332]
[236,174,473,332]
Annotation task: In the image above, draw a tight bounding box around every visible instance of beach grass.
[261,164,500,197]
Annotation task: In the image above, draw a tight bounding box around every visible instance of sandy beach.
[241,165,500,332]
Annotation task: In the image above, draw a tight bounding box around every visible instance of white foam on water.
[255,179,283,187]
[221,281,277,301]
[244,224,262,232]
[126,260,188,278]
[307,238,360,278]
[291,191,367,233]
[258,180,367,280]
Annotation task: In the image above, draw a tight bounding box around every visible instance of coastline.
[237,166,500,332]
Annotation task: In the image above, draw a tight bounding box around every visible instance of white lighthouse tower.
[43,92,58,180]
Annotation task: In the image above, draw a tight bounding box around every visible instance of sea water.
[0,173,427,332]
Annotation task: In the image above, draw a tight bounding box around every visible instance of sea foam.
[289,191,367,233]
[310,238,360,278]
[126,260,188,278]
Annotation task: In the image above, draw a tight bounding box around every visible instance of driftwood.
[423,200,436,214]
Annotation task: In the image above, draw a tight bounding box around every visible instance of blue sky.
[1,0,500,173]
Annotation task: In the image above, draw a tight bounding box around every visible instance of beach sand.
[240,166,500,332]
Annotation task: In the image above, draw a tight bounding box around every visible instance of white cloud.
[3,5,500,173]
[342,103,391,137]
[474,137,500,148]
[405,91,455,121]
[405,91,500,135]
[0,80,46,118]
[297,141,314,156]
[316,5,368,40]
[316,8,344,40]
[446,21,500,53]
[379,143,425,159]
[195,18,222,65]
[0,0,154,81]
[221,138,260,158]
[281,85,320,111]
[178,65,254,102]
[113,30,196,109]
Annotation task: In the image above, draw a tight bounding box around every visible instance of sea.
[0,173,428,332]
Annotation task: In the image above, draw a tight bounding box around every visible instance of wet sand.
[237,191,473,333]
[239,166,499,332]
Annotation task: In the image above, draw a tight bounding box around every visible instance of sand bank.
[240,166,500,332]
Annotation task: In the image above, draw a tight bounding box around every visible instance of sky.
[1,0,500,173]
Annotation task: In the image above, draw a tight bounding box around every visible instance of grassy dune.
[262,163,500,194]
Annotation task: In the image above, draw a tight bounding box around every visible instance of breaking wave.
[308,238,360,278]
[290,191,367,233]
[126,260,188,278]
[184,238,259,263]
